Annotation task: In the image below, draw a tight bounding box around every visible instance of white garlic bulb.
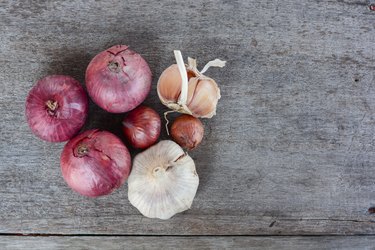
[157,50,226,119]
[128,140,199,220]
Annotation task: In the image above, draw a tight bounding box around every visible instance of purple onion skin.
[25,75,88,142]
[85,45,152,113]
[60,129,131,197]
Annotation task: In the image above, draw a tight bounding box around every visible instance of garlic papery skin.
[157,50,225,118]
[128,140,199,220]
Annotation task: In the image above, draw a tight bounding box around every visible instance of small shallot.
[122,106,161,149]
[170,115,204,150]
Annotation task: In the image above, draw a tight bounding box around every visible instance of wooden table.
[1,0,375,249]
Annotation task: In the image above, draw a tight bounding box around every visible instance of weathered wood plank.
[0,0,375,235]
[2,236,375,250]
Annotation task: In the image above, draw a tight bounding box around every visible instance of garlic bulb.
[128,140,199,219]
[157,50,226,118]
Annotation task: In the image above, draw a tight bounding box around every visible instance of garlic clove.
[128,140,199,220]
[157,64,182,104]
[186,77,200,106]
[157,64,198,105]
[187,78,221,118]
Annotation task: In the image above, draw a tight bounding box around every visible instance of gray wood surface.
[1,236,375,250]
[1,0,375,247]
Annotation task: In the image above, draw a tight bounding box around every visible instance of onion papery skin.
[122,106,161,149]
[60,129,131,197]
[85,45,152,113]
[25,75,88,142]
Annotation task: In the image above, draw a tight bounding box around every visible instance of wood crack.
[335,0,369,6]
[281,218,375,224]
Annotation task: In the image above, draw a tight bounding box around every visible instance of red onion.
[85,45,152,113]
[122,106,161,149]
[25,75,88,142]
[170,115,204,150]
[60,129,131,197]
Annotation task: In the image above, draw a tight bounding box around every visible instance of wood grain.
[0,0,375,236]
[2,236,375,250]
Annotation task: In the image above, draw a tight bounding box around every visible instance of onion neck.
[75,144,89,157]
[122,121,133,129]
[45,100,58,116]
[108,61,120,73]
